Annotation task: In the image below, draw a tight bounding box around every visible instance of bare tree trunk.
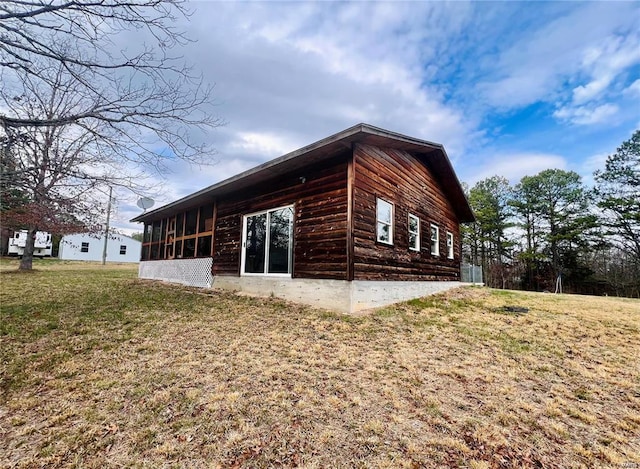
[18,226,36,270]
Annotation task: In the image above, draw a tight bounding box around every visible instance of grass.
[1,258,639,468]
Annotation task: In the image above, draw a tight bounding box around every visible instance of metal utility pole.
[102,186,112,266]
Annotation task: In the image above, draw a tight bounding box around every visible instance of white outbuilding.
[58,233,141,263]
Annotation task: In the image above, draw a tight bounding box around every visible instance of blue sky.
[118,1,640,233]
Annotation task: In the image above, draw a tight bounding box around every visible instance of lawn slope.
[1,260,639,468]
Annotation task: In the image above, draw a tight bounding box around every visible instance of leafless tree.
[2,61,163,269]
[0,1,222,269]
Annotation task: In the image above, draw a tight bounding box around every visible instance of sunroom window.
[242,205,294,275]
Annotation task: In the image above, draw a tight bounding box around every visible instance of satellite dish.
[137,197,155,211]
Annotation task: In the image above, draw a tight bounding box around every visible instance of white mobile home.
[58,233,141,263]
[7,230,53,257]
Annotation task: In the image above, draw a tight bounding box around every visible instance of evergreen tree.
[511,170,596,291]
[594,130,640,267]
[594,130,640,296]
[467,176,514,288]
[511,176,545,290]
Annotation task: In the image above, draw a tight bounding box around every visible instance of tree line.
[462,130,640,298]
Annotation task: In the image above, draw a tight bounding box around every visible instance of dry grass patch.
[1,260,639,468]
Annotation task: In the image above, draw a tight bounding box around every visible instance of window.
[152,221,161,243]
[81,242,89,253]
[447,232,454,259]
[199,204,214,233]
[376,198,394,245]
[408,214,420,251]
[242,205,293,275]
[119,245,127,255]
[160,219,167,241]
[185,208,198,236]
[196,235,212,257]
[143,223,152,242]
[430,224,439,256]
[183,238,196,257]
[176,213,184,237]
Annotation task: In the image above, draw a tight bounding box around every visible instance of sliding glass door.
[242,206,293,275]
[244,213,267,273]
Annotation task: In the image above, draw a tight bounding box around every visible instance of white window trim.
[240,204,293,277]
[447,231,454,259]
[430,224,440,256]
[376,198,394,245]
[408,213,420,251]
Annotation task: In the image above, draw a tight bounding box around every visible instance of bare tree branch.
[1,1,222,270]
[0,0,221,151]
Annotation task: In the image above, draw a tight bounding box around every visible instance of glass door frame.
[240,204,294,277]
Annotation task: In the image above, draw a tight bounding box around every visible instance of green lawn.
[1,259,639,468]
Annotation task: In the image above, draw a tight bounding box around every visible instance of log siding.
[213,154,349,280]
[352,143,461,281]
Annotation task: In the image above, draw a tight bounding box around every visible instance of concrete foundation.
[212,276,464,314]
[350,280,465,312]
[139,259,467,313]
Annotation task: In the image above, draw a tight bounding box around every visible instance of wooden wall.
[214,153,349,280]
[352,143,461,280]
[140,142,464,283]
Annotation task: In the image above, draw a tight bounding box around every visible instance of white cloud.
[469,153,567,185]
[549,30,640,126]
[477,3,640,110]
[231,131,300,158]
[583,152,608,173]
[579,152,609,187]
[553,103,619,126]
[571,34,640,103]
[180,2,480,160]
[572,75,613,105]
[624,79,640,97]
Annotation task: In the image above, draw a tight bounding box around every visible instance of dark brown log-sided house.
[132,124,475,313]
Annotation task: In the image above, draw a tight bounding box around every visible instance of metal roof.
[131,123,475,223]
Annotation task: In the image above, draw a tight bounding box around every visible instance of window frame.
[376,198,394,245]
[447,231,454,259]
[80,242,89,253]
[119,245,127,255]
[430,224,440,256]
[241,204,294,277]
[408,213,420,251]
